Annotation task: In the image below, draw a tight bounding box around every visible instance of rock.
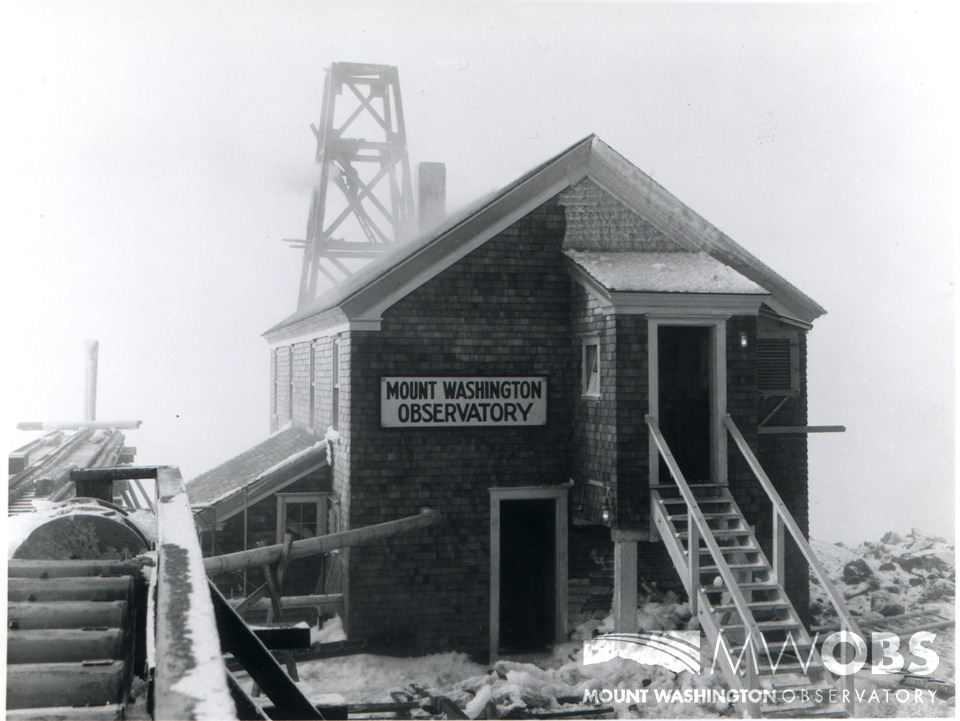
[882,585,901,595]
[871,595,905,617]
[917,552,952,574]
[878,562,896,572]
[892,555,924,573]
[842,559,873,584]
[919,579,956,602]
[881,531,904,545]
[909,577,925,587]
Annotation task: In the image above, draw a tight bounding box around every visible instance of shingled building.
[224,135,829,661]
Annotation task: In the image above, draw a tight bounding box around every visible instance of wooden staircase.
[653,483,845,717]
[647,415,860,718]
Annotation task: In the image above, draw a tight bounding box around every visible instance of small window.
[331,337,341,430]
[309,343,317,429]
[276,493,328,544]
[581,339,601,397]
[287,349,294,421]
[272,349,282,429]
[757,336,799,393]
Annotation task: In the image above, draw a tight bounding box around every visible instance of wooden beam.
[8,601,128,630]
[758,425,846,434]
[7,629,124,664]
[209,582,323,720]
[17,421,142,430]
[5,661,125,710]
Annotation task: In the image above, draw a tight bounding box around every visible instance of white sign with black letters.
[380,377,547,427]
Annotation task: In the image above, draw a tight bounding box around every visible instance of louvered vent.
[757,338,794,390]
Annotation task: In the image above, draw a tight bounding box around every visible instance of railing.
[723,414,860,716]
[646,415,762,716]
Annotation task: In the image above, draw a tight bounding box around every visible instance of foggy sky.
[2,1,956,544]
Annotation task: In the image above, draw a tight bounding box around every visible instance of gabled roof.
[264,135,824,343]
[186,426,327,525]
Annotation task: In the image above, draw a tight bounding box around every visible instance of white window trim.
[276,492,329,544]
[647,316,728,493]
[580,335,601,399]
[331,336,341,431]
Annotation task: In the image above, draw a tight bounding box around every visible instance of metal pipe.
[227,593,343,612]
[205,507,441,577]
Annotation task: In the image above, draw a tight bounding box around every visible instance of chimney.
[85,340,99,423]
[417,162,446,230]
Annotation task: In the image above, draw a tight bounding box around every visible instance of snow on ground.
[285,532,955,719]
[311,614,347,644]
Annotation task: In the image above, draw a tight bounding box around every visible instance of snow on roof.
[564,250,768,294]
[186,426,322,507]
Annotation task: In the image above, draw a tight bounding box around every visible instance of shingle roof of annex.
[186,426,321,507]
[564,250,767,294]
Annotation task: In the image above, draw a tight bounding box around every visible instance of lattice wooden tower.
[289,63,415,308]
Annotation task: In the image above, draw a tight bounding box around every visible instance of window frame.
[331,336,341,430]
[276,492,329,545]
[580,335,601,399]
[309,342,317,429]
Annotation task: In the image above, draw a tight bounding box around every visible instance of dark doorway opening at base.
[499,498,556,653]
[658,325,712,484]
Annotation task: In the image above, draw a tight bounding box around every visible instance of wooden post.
[84,340,98,423]
[611,530,640,633]
[772,511,785,583]
[688,516,699,618]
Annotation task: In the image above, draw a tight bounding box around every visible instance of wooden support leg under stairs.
[652,483,848,718]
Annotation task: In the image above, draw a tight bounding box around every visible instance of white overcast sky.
[2,2,956,544]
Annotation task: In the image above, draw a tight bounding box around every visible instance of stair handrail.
[722,415,863,640]
[646,414,763,710]
[724,414,859,716]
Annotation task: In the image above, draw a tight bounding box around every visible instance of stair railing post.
[745,642,760,718]
[772,510,785,583]
[843,641,856,716]
[688,512,699,618]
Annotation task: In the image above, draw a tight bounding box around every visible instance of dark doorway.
[499,499,555,653]
[658,326,712,484]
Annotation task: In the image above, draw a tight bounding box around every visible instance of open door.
[498,499,555,652]
[658,325,712,483]
[489,486,568,661]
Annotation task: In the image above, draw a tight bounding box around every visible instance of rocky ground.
[286,532,955,718]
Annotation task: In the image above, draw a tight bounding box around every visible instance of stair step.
[661,496,732,506]
[718,619,801,633]
[762,704,847,719]
[677,528,751,540]
[711,600,790,614]
[669,512,742,523]
[698,545,761,556]
[700,561,769,574]
[726,640,815,657]
[746,661,826,677]
[707,580,779,592]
